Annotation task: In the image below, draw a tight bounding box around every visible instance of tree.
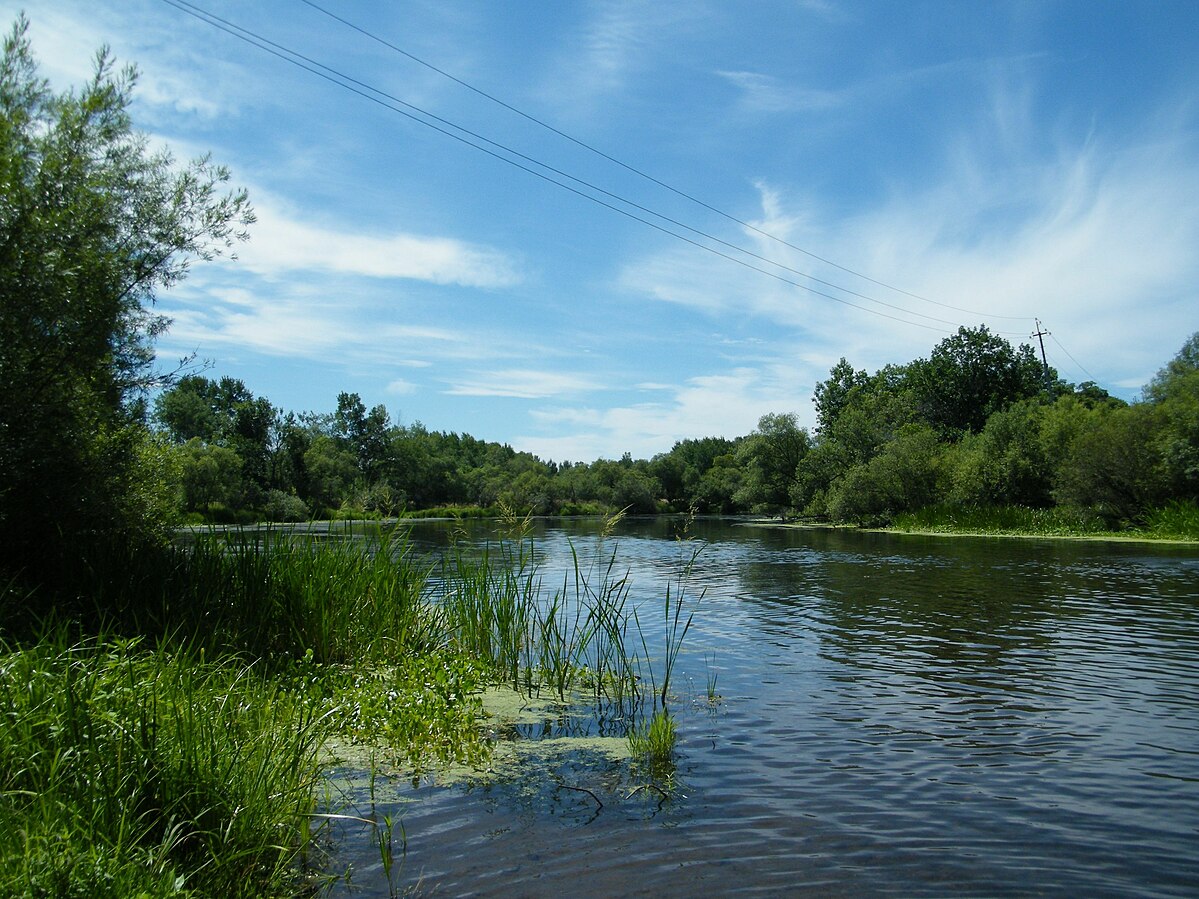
[735,413,810,514]
[1144,331,1199,404]
[1143,332,1199,500]
[1055,404,1167,522]
[908,326,1046,436]
[333,392,391,481]
[154,375,276,506]
[0,18,253,567]
[825,424,944,525]
[177,439,243,513]
[946,400,1053,508]
[303,436,358,512]
[813,358,868,434]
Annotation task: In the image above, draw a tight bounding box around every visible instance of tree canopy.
[0,16,253,568]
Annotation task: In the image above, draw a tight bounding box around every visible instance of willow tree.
[0,16,253,572]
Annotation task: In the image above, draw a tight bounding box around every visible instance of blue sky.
[7,0,1198,461]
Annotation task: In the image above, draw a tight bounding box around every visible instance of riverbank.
[745,519,1199,545]
[0,526,682,897]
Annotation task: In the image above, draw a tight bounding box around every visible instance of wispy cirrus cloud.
[716,71,846,114]
[444,369,600,399]
[163,292,462,361]
[540,0,707,115]
[617,82,1199,398]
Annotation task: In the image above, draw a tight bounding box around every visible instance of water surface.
[325,519,1199,897]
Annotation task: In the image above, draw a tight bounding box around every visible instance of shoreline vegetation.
[2,516,698,897]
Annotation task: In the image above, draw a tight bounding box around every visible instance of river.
[322,518,1199,897]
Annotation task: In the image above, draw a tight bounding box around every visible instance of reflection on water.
[324,519,1199,897]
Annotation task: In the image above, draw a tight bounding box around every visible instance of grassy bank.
[889,500,1199,541]
[1,525,683,896]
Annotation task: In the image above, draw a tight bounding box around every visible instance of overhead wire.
[297,0,1034,324]
[1049,333,1098,383]
[159,0,1025,335]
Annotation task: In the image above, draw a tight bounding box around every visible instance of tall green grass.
[893,502,1199,540]
[438,537,644,715]
[1141,500,1199,540]
[0,634,324,898]
[892,504,1110,537]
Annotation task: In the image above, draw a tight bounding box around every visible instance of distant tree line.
[151,325,1199,530]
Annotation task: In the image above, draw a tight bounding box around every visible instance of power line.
[159,0,1022,335]
[297,0,1035,325]
[1049,332,1098,383]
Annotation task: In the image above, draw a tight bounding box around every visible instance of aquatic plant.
[891,503,1110,537]
[704,652,721,705]
[2,522,706,895]
[627,707,678,777]
[635,542,702,712]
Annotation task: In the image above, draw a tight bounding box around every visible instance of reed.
[634,542,701,713]
[1141,500,1199,540]
[2,525,704,895]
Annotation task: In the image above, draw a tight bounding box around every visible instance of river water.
[323,518,1199,897]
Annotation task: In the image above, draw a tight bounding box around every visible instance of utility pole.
[1032,319,1052,393]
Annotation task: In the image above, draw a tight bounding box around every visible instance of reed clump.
[892,503,1110,537]
[627,707,678,777]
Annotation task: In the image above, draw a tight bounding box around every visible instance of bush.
[262,489,310,523]
[826,425,944,525]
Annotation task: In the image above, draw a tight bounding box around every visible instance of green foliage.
[908,325,1048,436]
[627,708,677,777]
[262,488,310,523]
[892,503,1109,536]
[1054,403,1168,523]
[312,652,492,773]
[945,400,1052,508]
[825,424,944,525]
[1142,500,1199,540]
[0,17,252,569]
[177,438,243,512]
[1144,332,1199,501]
[0,637,322,898]
[735,412,810,513]
[813,358,869,433]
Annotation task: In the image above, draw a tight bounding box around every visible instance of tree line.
[151,323,1199,530]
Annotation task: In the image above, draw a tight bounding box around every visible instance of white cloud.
[616,99,1199,398]
[386,379,418,395]
[716,71,845,114]
[540,0,706,117]
[163,292,460,361]
[237,199,521,288]
[517,365,805,461]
